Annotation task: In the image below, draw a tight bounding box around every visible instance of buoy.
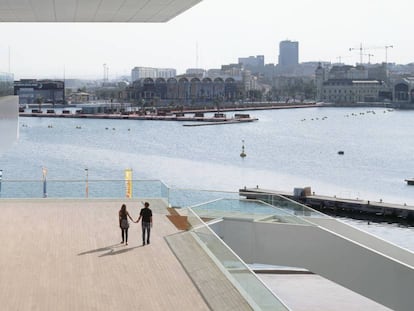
[240,140,246,158]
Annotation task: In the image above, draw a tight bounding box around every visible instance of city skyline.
[0,0,412,79]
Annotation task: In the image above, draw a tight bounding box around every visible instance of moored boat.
[405,178,414,185]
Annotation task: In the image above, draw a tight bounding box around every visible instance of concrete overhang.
[0,0,202,22]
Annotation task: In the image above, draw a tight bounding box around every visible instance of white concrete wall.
[0,96,18,154]
[216,218,414,311]
[309,217,414,267]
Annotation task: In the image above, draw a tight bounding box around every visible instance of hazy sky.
[0,0,412,79]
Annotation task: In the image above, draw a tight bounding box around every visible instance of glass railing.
[239,190,328,219]
[0,179,169,201]
[168,187,239,208]
[183,207,289,310]
[0,179,326,224]
[190,198,311,225]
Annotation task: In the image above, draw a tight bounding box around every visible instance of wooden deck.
[0,198,210,311]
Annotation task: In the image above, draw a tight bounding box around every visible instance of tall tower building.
[278,40,299,67]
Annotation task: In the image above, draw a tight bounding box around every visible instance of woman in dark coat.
[119,204,133,245]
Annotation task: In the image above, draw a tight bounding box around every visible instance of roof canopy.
[0,0,202,22]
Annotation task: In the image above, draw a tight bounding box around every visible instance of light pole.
[85,168,89,198]
[42,167,48,198]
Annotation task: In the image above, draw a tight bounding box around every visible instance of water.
[1,107,414,250]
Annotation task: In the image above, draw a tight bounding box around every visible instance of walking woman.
[119,204,133,245]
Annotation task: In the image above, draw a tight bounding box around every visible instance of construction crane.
[369,45,393,64]
[349,43,365,64]
[349,44,393,64]
[365,53,374,64]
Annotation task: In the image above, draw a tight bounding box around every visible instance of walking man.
[135,202,153,246]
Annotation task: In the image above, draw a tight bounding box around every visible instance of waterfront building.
[131,67,176,82]
[126,76,244,104]
[393,77,414,103]
[315,64,391,103]
[14,79,65,106]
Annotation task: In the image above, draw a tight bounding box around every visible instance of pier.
[240,187,414,224]
[19,111,259,124]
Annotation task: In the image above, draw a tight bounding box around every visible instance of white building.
[131,67,176,82]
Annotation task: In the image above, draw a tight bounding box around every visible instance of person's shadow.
[78,243,143,257]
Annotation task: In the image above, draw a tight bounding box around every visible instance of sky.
[0,0,412,80]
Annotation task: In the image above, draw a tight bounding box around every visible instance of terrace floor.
[0,198,210,311]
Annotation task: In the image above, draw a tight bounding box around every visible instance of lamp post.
[85,168,89,198]
[42,167,48,198]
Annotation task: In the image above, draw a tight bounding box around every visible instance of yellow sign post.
[124,169,133,198]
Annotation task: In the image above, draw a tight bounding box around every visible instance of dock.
[19,111,258,124]
[240,187,414,224]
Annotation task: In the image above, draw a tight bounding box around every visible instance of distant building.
[206,69,222,78]
[67,91,91,103]
[278,40,299,70]
[14,79,64,106]
[131,67,176,82]
[0,72,14,96]
[221,63,243,77]
[367,63,388,82]
[315,64,389,103]
[238,55,265,74]
[185,68,206,77]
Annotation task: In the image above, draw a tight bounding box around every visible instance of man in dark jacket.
[136,202,153,245]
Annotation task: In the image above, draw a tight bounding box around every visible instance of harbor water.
[1,107,413,250]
